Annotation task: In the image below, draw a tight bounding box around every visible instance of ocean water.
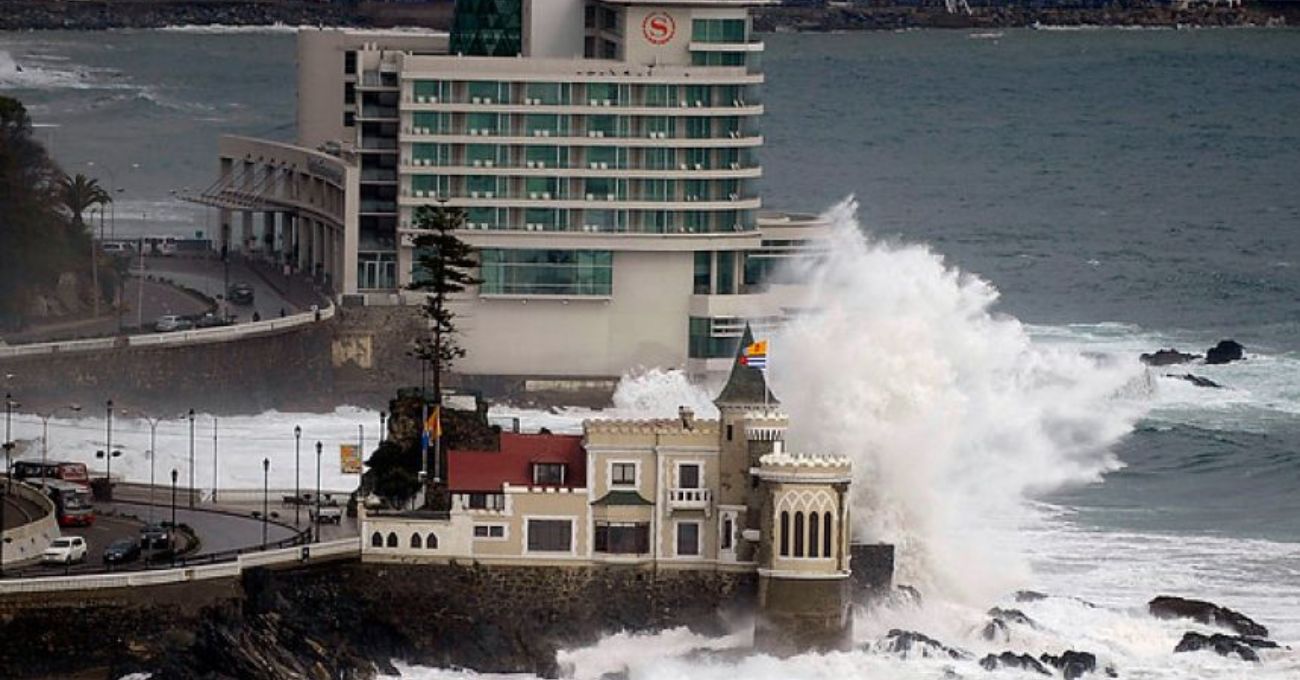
[3,25,1300,679]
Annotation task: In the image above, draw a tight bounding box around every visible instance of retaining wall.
[0,481,58,567]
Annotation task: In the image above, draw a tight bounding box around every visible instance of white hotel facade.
[202,0,826,381]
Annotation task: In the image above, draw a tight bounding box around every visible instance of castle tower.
[714,324,785,563]
[752,449,854,655]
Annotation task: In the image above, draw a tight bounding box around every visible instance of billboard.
[340,444,363,474]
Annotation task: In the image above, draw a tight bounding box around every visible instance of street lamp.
[379,411,387,442]
[315,441,322,543]
[38,404,82,476]
[135,411,175,524]
[212,417,219,503]
[187,408,195,508]
[262,458,270,549]
[294,425,302,527]
[4,392,16,485]
[104,399,114,483]
[169,468,178,565]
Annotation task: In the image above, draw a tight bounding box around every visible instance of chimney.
[678,406,695,430]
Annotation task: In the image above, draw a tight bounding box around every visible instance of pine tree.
[406,203,482,404]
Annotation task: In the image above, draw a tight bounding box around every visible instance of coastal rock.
[894,584,924,607]
[1204,340,1245,365]
[1148,596,1269,638]
[1039,650,1098,679]
[979,651,1051,675]
[1174,632,1279,662]
[1140,348,1199,366]
[987,607,1037,628]
[1167,373,1223,389]
[875,629,969,660]
[1014,590,1049,603]
[980,617,1010,643]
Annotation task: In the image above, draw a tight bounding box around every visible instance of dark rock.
[1039,650,1098,679]
[1148,596,1269,638]
[1174,631,1279,662]
[979,651,1051,675]
[987,607,1036,628]
[1140,348,1199,366]
[1014,590,1049,603]
[981,617,1010,643]
[1167,373,1223,388]
[875,629,969,660]
[1205,340,1245,365]
[895,584,924,607]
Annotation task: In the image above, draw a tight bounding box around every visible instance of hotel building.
[199,0,828,383]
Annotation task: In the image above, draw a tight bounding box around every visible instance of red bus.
[36,479,95,527]
[12,461,90,488]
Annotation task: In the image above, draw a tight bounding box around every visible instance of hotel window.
[356,252,396,290]
[344,50,357,75]
[587,115,617,137]
[467,493,505,510]
[344,82,356,105]
[693,251,711,294]
[644,84,677,107]
[646,147,676,171]
[587,82,619,106]
[467,80,508,104]
[343,111,355,127]
[721,516,733,551]
[686,117,711,139]
[683,211,709,233]
[526,114,567,137]
[684,179,708,201]
[691,52,746,67]
[716,251,736,295]
[465,144,501,166]
[644,116,672,137]
[691,18,746,43]
[466,175,498,197]
[414,80,449,101]
[527,82,568,105]
[676,522,701,557]
[595,522,650,554]
[473,524,506,538]
[686,147,709,169]
[479,249,613,296]
[524,207,563,230]
[413,112,447,135]
[532,462,566,486]
[527,519,572,552]
[466,112,499,135]
[645,210,672,234]
[587,146,620,170]
[678,463,701,489]
[611,462,636,486]
[685,85,711,107]
[525,145,566,168]
[688,316,741,359]
[644,179,671,201]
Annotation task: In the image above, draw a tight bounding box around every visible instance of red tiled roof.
[448,432,586,492]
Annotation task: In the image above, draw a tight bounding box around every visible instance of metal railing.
[0,304,335,359]
[0,538,359,595]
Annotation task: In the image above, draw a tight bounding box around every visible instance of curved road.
[108,500,297,556]
[1,493,43,531]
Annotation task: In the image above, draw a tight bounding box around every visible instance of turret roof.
[714,324,778,407]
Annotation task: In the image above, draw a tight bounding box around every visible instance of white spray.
[771,199,1148,604]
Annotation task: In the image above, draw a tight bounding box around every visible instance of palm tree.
[60,173,111,232]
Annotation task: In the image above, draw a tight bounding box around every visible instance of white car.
[42,536,88,565]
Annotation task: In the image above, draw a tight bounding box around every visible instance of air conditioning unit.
[603,99,611,106]
[695,100,703,107]
[537,161,546,168]
[430,96,439,103]
[529,192,539,199]
[694,164,703,170]
[415,189,425,197]
[542,192,551,200]
[543,130,551,137]
[472,96,482,104]
[470,191,480,198]
[679,101,688,107]
[589,99,599,106]
[585,193,594,201]
[596,131,605,138]
[730,162,740,170]
[729,193,739,200]
[417,95,427,103]
[484,160,494,167]
[473,160,483,167]
[590,162,599,169]
[605,194,615,201]
[680,164,688,171]
[588,131,598,138]
[484,191,494,198]
[483,97,493,104]
[527,160,536,168]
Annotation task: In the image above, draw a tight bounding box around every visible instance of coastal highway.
[109,500,297,556]
[1,492,43,531]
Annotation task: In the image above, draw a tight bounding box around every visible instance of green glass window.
[465,144,500,166]
[683,211,709,233]
[525,145,566,168]
[413,80,450,101]
[643,84,677,107]
[412,113,448,134]
[467,80,508,103]
[644,116,673,137]
[694,252,711,294]
[692,51,746,67]
[466,207,502,229]
[412,143,450,165]
[689,317,742,358]
[644,179,671,202]
[691,19,746,43]
[587,82,618,105]
[686,117,711,139]
[480,249,613,296]
[685,85,711,107]
[686,148,710,169]
[451,0,523,57]
[716,251,736,294]
[525,177,559,199]
[525,114,568,137]
[466,175,498,196]
[587,115,617,137]
[466,112,499,135]
[526,82,568,105]
[411,174,450,197]
[585,177,614,199]
[646,148,676,170]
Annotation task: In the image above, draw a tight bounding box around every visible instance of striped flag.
[422,405,442,448]
[740,339,768,369]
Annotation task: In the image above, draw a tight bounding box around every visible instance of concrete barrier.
[0,305,335,359]
[0,481,59,568]
[0,538,358,595]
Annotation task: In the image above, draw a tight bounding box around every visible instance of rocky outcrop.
[979,651,1051,675]
[1204,340,1246,365]
[1148,596,1269,638]
[1167,373,1223,389]
[875,629,969,660]
[1174,632,1279,662]
[1039,650,1100,679]
[1140,348,1199,366]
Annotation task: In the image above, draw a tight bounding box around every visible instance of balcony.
[668,488,711,512]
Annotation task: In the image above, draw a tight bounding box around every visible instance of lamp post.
[187,409,195,508]
[38,404,82,475]
[294,425,302,527]
[169,468,178,566]
[379,411,387,442]
[3,393,16,488]
[104,399,114,487]
[262,458,270,549]
[212,417,219,504]
[314,441,322,543]
[137,412,171,524]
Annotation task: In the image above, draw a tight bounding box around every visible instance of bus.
[36,479,95,527]
[11,461,90,488]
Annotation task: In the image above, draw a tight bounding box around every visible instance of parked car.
[154,315,194,332]
[195,312,233,328]
[140,523,170,549]
[101,242,133,257]
[227,283,255,305]
[103,538,141,564]
[42,536,88,565]
[309,505,342,524]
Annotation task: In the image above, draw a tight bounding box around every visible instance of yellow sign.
[339,444,362,474]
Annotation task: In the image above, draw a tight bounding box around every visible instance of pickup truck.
[309,505,342,524]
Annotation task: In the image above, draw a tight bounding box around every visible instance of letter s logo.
[642,12,676,46]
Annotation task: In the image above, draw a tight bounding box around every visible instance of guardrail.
[0,538,359,595]
[0,304,335,360]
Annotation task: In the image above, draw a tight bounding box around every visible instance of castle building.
[360,327,872,652]
[194,0,829,384]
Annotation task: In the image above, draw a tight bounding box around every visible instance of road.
[0,492,43,531]
[141,256,300,323]
[7,514,144,576]
[108,500,297,556]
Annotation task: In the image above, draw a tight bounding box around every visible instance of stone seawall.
[0,561,759,679]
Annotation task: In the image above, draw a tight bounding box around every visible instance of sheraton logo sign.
[642,12,676,45]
